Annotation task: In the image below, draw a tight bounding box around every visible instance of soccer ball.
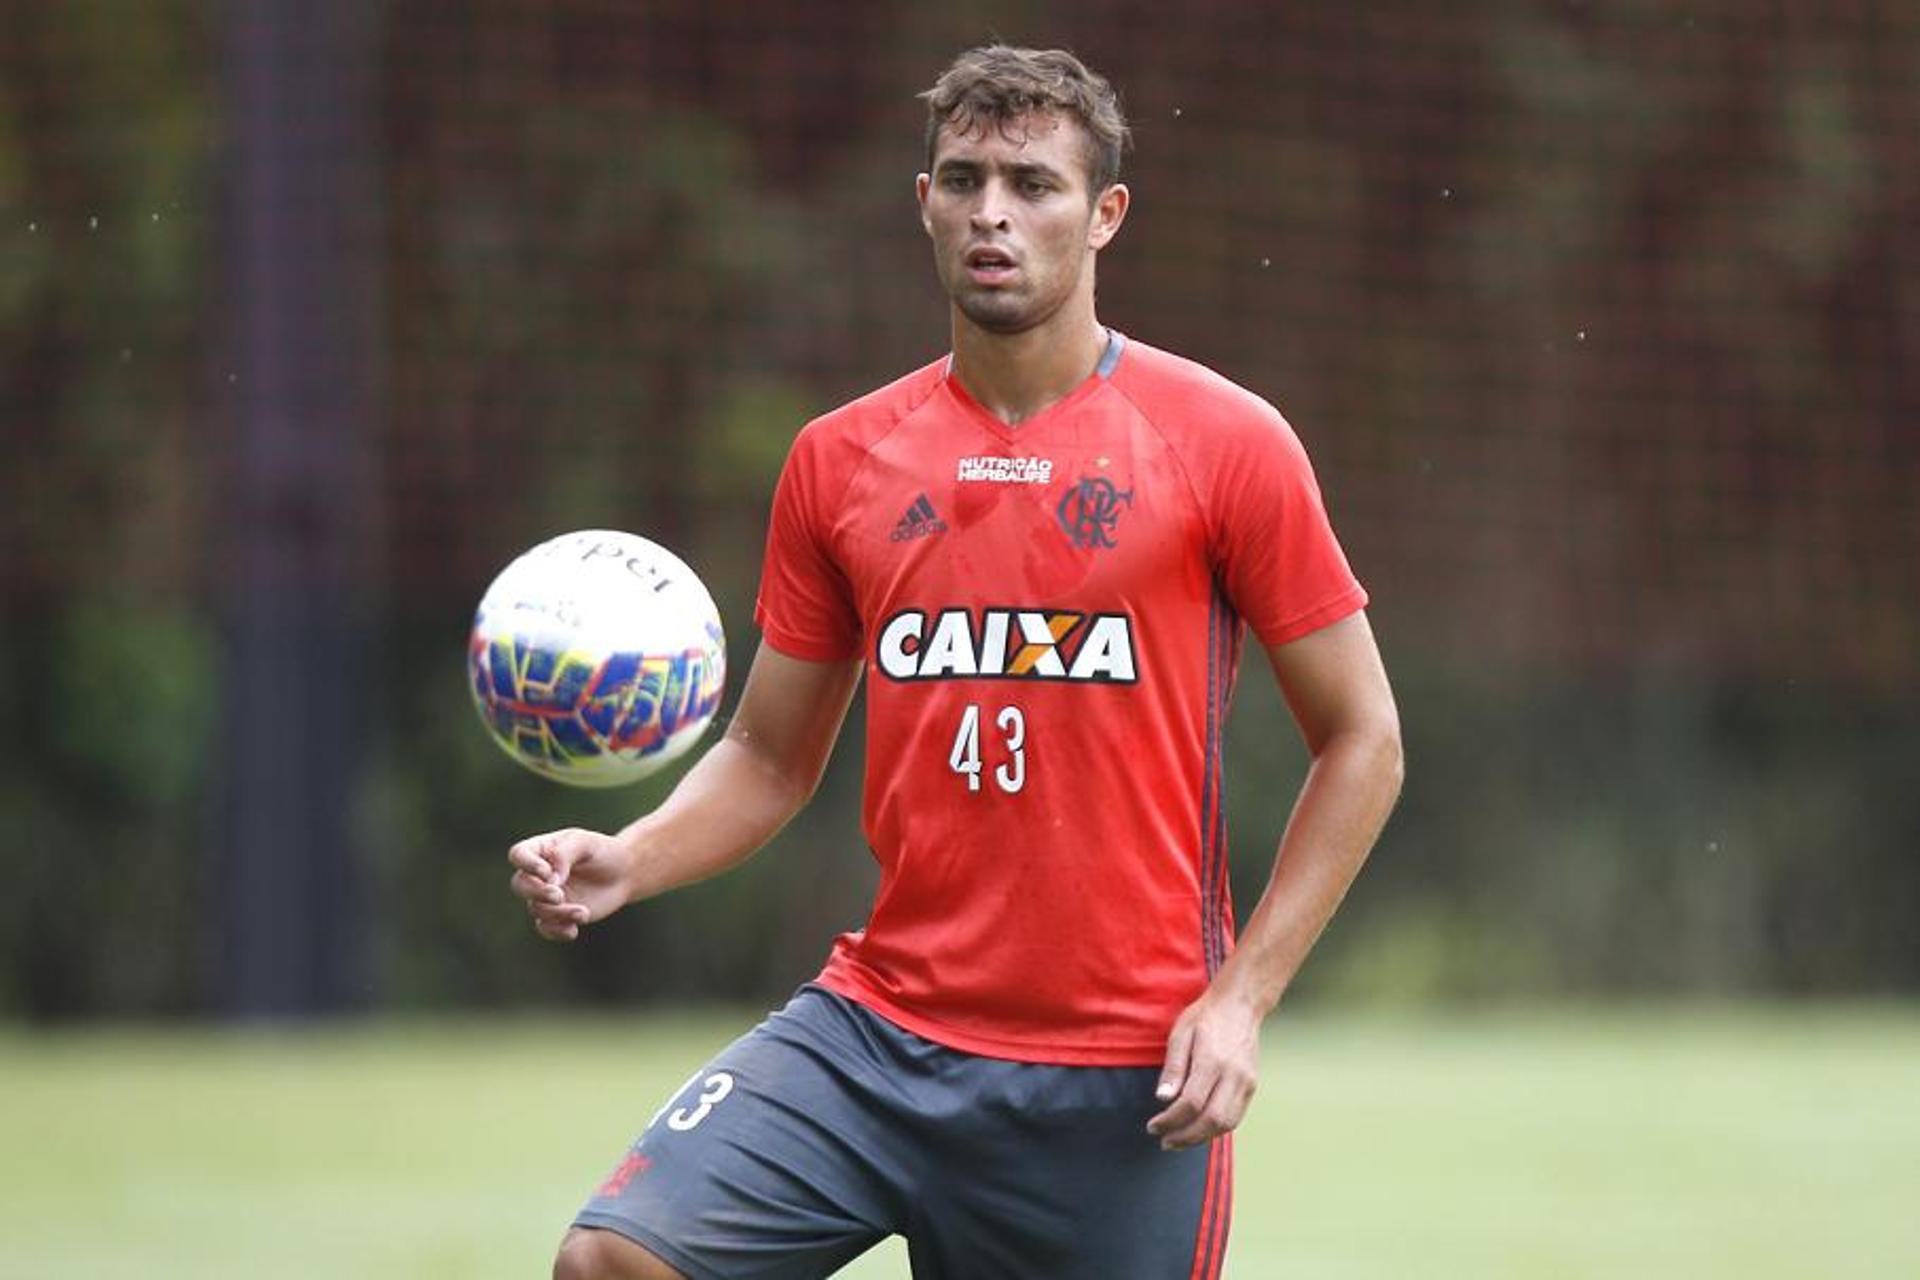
[467,530,727,787]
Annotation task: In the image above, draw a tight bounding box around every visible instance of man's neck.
[949,309,1110,427]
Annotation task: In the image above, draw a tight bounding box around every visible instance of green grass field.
[2,1005,1916,1278]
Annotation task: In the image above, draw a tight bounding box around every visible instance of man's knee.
[553,1226,686,1280]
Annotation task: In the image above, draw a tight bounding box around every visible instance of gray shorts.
[573,986,1232,1279]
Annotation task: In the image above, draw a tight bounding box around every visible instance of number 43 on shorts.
[949,703,1025,794]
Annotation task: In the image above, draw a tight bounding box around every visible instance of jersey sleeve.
[1209,406,1368,648]
[753,424,864,661]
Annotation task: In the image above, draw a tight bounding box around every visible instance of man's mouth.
[964,247,1018,284]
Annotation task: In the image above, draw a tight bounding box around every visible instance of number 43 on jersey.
[949,704,1026,794]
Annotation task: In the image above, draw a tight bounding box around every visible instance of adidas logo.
[889,494,949,543]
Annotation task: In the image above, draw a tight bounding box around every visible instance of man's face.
[917,111,1126,335]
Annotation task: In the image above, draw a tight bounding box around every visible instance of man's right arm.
[507,642,864,941]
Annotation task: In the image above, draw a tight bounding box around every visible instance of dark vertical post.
[222,0,379,1016]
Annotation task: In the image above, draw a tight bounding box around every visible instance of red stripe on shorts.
[1187,1137,1226,1280]
[1205,1134,1234,1279]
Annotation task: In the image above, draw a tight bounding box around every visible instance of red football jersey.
[754,334,1367,1065]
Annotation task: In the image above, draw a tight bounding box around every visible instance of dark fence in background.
[3,1,1915,1017]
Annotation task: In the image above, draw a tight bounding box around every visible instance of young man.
[510,45,1402,1280]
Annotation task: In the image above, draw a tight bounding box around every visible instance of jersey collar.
[940,329,1128,441]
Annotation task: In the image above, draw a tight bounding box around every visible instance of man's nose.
[969,183,1012,232]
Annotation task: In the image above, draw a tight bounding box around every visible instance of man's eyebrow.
[932,158,1067,180]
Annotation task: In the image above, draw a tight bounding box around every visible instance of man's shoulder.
[1112,337,1293,448]
[800,356,950,450]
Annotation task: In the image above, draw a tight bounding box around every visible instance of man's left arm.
[1148,609,1404,1150]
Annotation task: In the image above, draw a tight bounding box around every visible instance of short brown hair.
[920,45,1131,193]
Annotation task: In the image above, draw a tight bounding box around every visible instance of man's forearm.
[613,729,818,902]
[1212,723,1403,1015]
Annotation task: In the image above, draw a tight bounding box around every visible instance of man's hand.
[506,828,634,941]
[1146,989,1263,1150]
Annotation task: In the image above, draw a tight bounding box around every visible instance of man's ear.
[916,172,933,235]
[1089,182,1130,250]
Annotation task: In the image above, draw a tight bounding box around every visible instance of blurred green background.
[3,1,1916,1274]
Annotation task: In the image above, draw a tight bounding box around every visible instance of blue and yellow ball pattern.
[468,629,724,783]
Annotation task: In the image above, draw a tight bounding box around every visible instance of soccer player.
[510,44,1403,1280]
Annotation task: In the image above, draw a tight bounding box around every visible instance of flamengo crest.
[1056,476,1134,549]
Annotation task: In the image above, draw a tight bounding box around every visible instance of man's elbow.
[1376,716,1405,800]
[1340,709,1404,800]
[723,722,829,818]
